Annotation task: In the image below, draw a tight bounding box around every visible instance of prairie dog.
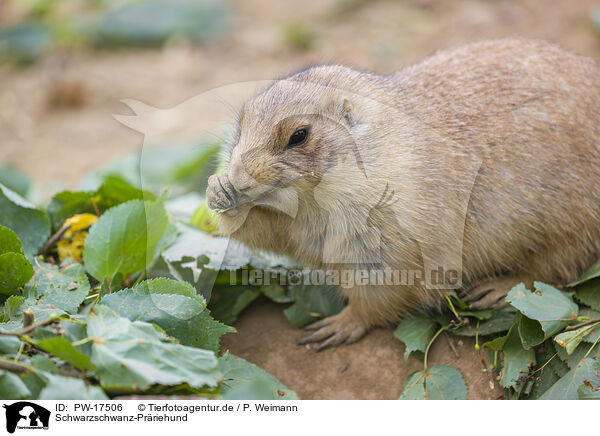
[207,38,600,349]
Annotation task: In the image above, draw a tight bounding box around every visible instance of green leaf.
[579,309,600,344]
[150,223,287,299]
[506,282,578,348]
[283,284,345,328]
[500,325,535,388]
[0,335,21,354]
[445,291,469,310]
[36,337,96,371]
[0,252,34,296]
[399,365,468,400]
[24,262,90,314]
[0,225,24,255]
[540,358,599,399]
[92,0,229,47]
[30,355,59,374]
[219,353,298,400]
[455,308,494,320]
[3,295,25,319]
[0,369,31,399]
[554,322,600,355]
[162,224,253,271]
[47,176,155,230]
[183,311,235,352]
[208,285,261,325]
[569,259,600,287]
[131,277,205,306]
[0,21,51,64]
[100,281,233,351]
[80,142,221,194]
[517,315,545,349]
[60,320,92,356]
[47,191,94,230]
[170,142,222,184]
[88,308,221,390]
[261,283,294,303]
[0,183,50,256]
[554,341,596,369]
[393,317,438,360]
[578,383,600,399]
[529,361,560,399]
[37,373,108,400]
[147,255,216,301]
[482,335,509,352]
[1,298,64,332]
[573,279,600,311]
[1,286,75,334]
[95,176,155,209]
[0,165,30,197]
[83,199,168,283]
[21,371,46,399]
[549,350,570,377]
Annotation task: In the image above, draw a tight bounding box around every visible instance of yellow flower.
[62,213,98,236]
[57,213,98,262]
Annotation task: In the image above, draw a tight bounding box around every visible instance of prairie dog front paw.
[207,174,248,214]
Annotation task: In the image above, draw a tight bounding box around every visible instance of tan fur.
[207,38,600,346]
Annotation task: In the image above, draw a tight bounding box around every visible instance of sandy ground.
[2,0,600,399]
[221,299,502,399]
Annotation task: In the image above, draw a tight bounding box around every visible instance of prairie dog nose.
[229,149,255,192]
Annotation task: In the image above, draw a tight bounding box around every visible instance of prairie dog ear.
[322,95,357,127]
[340,96,354,126]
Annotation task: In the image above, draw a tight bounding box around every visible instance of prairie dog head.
[208,66,375,226]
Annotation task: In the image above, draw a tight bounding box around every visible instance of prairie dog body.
[207,38,600,349]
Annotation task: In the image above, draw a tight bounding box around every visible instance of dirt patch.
[221,299,502,399]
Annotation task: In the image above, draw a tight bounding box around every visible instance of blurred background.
[2,0,600,200]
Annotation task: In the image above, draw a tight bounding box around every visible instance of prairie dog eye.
[287,127,310,148]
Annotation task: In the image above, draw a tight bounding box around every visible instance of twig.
[14,342,25,362]
[583,331,600,360]
[564,318,600,331]
[71,337,94,347]
[444,332,460,358]
[533,350,559,375]
[88,294,100,313]
[424,326,448,371]
[40,224,71,254]
[90,197,100,216]
[444,295,464,323]
[0,359,31,374]
[132,271,146,287]
[0,358,87,379]
[0,316,58,336]
[58,369,88,379]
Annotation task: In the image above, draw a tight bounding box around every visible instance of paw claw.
[304,317,333,331]
[297,308,368,351]
[298,326,335,345]
[315,332,346,352]
[463,277,520,309]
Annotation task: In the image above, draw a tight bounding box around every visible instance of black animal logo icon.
[3,402,50,433]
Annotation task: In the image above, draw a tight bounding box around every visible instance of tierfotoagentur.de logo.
[3,402,50,434]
